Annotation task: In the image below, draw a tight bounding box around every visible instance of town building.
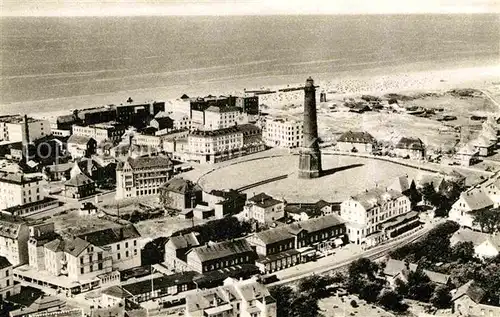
[116,101,165,128]
[263,115,303,148]
[168,111,191,131]
[0,256,20,301]
[455,142,480,166]
[115,155,174,200]
[63,172,96,199]
[27,223,60,272]
[43,237,113,282]
[164,233,201,271]
[185,240,255,274]
[184,277,276,317]
[67,134,97,159]
[235,95,259,116]
[184,124,264,164]
[159,178,203,211]
[284,200,337,221]
[2,197,59,218]
[150,117,174,134]
[450,228,500,259]
[78,225,141,271]
[242,193,285,224]
[0,115,51,143]
[246,215,346,273]
[337,131,377,153]
[102,271,198,306]
[203,105,240,130]
[8,294,71,317]
[451,280,500,317]
[203,189,247,219]
[383,258,450,289]
[0,172,47,210]
[394,137,426,160]
[448,189,494,229]
[0,215,30,267]
[471,135,496,157]
[73,107,117,126]
[72,122,126,144]
[340,187,416,246]
[44,162,73,181]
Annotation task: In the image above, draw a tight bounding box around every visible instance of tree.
[406,269,435,302]
[377,288,407,312]
[298,275,333,299]
[394,278,408,297]
[430,285,452,309]
[451,241,475,263]
[473,208,500,233]
[347,258,384,301]
[270,285,320,317]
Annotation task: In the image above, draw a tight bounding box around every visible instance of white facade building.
[72,122,125,144]
[243,193,285,224]
[0,115,51,143]
[0,215,29,266]
[263,115,303,148]
[0,172,47,210]
[340,187,414,246]
[203,106,240,130]
[184,277,277,317]
[0,256,20,301]
[115,155,173,200]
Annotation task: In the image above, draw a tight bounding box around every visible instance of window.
[80,257,84,264]
[125,242,129,248]
[126,251,129,257]
[117,244,120,251]
[117,253,121,260]
[98,263,103,270]
[81,268,84,274]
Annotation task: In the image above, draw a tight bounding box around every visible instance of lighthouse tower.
[298,77,322,178]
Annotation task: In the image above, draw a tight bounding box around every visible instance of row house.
[185,277,276,317]
[78,225,141,271]
[340,187,415,246]
[115,155,173,199]
[186,239,255,274]
[203,105,241,130]
[164,233,201,271]
[246,215,346,273]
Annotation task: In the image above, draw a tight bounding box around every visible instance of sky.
[1,0,499,17]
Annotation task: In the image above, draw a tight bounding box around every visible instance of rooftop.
[122,271,198,295]
[78,225,141,247]
[338,131,376,144]
[168,232,200,250]
[0,255,12,270]
[396,137,425,150]
[161,177,201,195]
[248,193,282,209]
[64,172,94,187]
[125,155,173,170]
[349,188,405,210]
[190,126,241,137]
[188,239,253,262]
[452,280,486,303]
[45,237,90,257]
[460,189,494,211]
[67,134,94,145]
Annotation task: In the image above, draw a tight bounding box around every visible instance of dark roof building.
[338,131,376,144]
[396,137,425,151]
[248,193,282,209]
[78,225,141,247]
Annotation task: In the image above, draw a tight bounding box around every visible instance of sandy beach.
[0,59,499,120]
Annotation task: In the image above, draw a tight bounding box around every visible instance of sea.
[0,14,499,109]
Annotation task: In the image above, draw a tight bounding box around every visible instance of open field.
[47,209,120,237]
[319,293,394,317]
[196,155,420,203]
[134,216,208,240]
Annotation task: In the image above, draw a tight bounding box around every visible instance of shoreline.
[1,58,499,119]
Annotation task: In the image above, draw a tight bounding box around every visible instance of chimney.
[23,115,30,165]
